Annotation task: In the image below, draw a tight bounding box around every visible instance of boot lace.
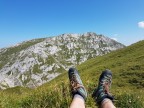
[70,74,84,91]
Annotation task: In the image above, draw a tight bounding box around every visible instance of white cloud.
[138,21,144,28]
[111,34,118,41]
[112,38,118,41]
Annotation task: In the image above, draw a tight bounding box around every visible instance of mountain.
[0,32,125,89]
[0,40,143,108]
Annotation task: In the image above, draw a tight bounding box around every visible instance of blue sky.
[0,0,144,48]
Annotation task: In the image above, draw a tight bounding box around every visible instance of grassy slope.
[0,40,144,108]
[0,38,45,69]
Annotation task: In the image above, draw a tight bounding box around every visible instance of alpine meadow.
[0,40,144,108]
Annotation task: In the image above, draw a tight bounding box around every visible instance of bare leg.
[68,68,87,108]
[101,99,116,108]
[70,94,85,108]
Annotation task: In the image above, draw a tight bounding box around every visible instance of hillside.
[0,32,125,89]
[0,40,143,108]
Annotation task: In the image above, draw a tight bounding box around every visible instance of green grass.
[33,64,43,74]
[0,40,144,108]
[0,38,45,69]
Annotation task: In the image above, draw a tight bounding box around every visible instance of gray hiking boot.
[92,69,114,105]
[68,68,87,101]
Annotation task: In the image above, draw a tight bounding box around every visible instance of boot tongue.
[104,82,110,94]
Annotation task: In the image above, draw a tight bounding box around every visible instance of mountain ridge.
[0,32,125,89]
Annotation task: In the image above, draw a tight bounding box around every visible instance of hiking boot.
[92,69,114,105]
[68,68,87,101]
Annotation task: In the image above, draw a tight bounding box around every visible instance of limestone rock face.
[0,32,125,89]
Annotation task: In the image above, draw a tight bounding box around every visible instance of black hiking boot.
[92,69,114,105]
[68,68,87,101]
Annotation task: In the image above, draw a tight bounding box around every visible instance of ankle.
[101,98,115,108]
[74,94,85,102]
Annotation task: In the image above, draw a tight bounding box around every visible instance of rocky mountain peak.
[0,32,125,89]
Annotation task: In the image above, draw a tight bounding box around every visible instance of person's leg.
[70,94,85,108]
[92,69,116,108]
[68,68,87,108]
[101,99,116,108]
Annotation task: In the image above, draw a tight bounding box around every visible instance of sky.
[0,0,144,48]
